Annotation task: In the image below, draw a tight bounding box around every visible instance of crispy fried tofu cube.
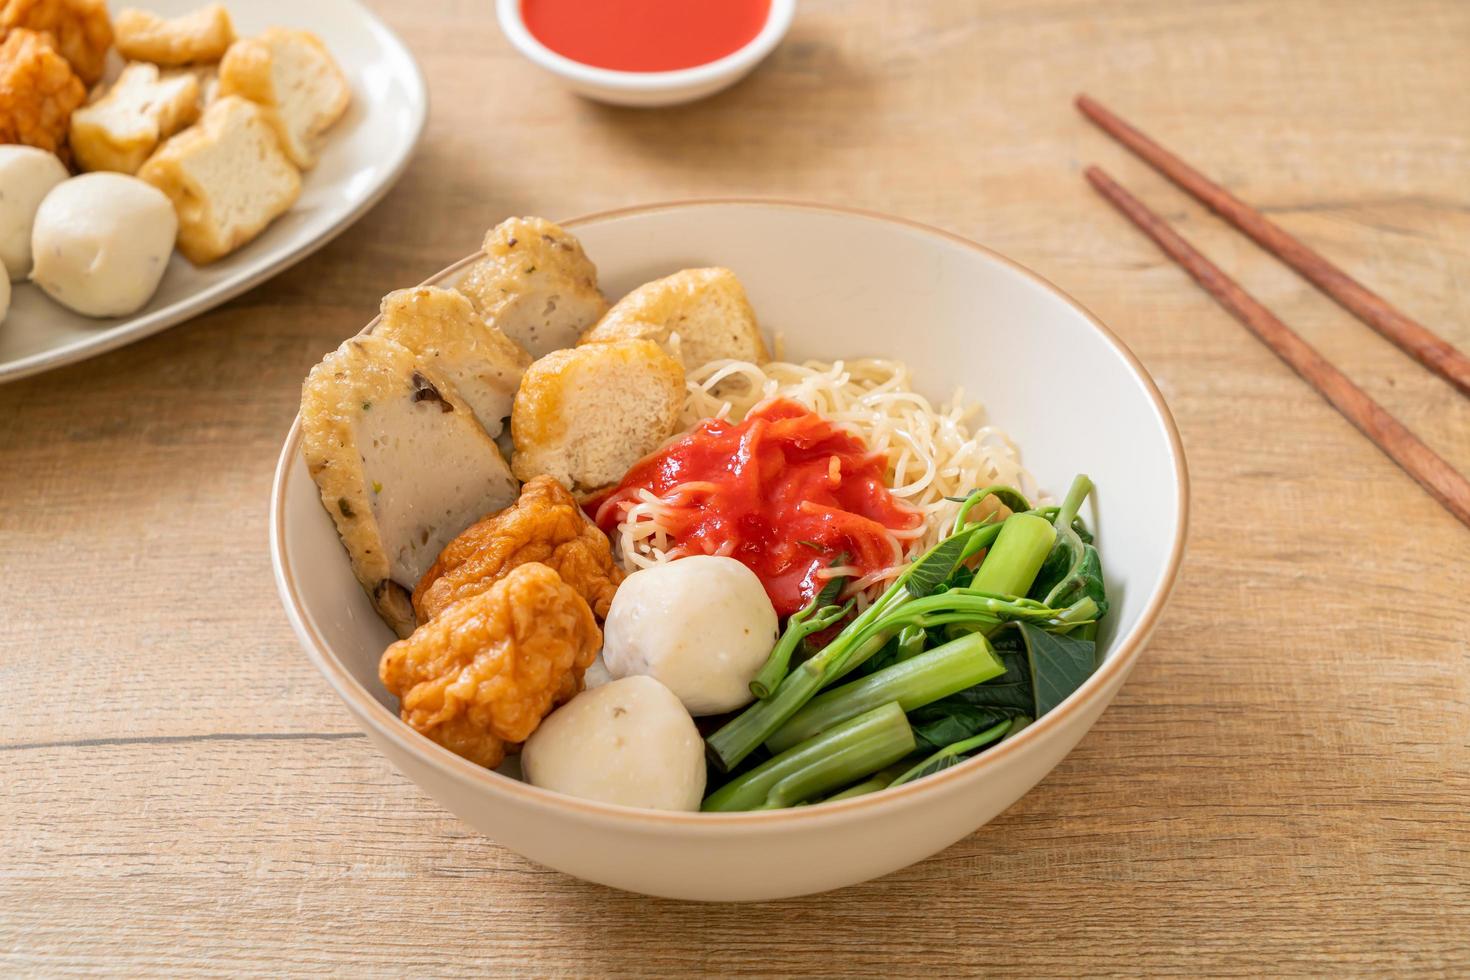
[580,267,769,370]
[138,94,301,264]
[217,27,349,169]
[113,4,235,66]
[511,339,686,494]
[70,62,200,174]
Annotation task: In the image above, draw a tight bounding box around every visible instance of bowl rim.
[270,198,1190,828]
[495,0,796,92]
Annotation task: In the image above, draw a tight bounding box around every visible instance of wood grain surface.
[3,0,1468,975]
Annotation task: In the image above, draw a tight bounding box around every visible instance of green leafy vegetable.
[904,531,974,598]
[908,703,1014,751]
[704,477,1105,776]
[706,524,992,771]
[903,624,1094,749]
[749,555,854,700]
[1018,622,1095,716]
[1029,474,1109,624]
[765,632,1004,753]
[887,720,1013,788]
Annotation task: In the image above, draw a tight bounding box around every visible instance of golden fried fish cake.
[380,562,601,769]
[456,216,609,359]
[414,475,624,624]
[578,267,769,371]
[1,0,113,86]
[0,28,85,156]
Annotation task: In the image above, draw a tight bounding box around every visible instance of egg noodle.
[604,357,1040,597]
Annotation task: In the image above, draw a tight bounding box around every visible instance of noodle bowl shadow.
[270,200,1189,901]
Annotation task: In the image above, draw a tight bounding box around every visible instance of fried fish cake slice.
[70,61,200,174]
[380,562,601,769]
[456,217,609,358]
[374,285,531,439]
[113,4,234,66]
[216,27,349,170]
[579,267,769,371]
[301,335,519,637]
[137,95,301,264]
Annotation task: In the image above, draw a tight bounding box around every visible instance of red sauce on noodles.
[589,399,922,617]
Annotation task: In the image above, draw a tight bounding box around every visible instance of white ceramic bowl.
[495,0,795,107]
[271,200,1188,901]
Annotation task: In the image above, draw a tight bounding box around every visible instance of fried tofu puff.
[510,339,685,494]
[414,475,624,624]
[380,562,601,769]
[579,267,769,371]
[113,4,235,66]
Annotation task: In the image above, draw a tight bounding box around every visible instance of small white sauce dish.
[495,0,795,107]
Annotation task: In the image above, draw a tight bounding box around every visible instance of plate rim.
[271,197,1192,828]
[0,0,429,384]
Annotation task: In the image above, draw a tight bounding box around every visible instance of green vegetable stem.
[1030,474,1108,637]
[893,625,926,661]
[819,760,917,803]
[749,571,854,700]
[702,703,916,812]
[764,632,1005,753]
[969,512,1057,598]
[887,719,1014,789]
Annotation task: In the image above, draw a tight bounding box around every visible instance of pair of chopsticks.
[1077,94,1470,529]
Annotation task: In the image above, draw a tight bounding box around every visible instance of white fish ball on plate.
[522,676,705,811]
[0,145,68,281]
[30,173,178,318]
[602,555,779,716]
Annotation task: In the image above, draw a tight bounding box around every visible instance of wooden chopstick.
[1076,94,1470,398]
[1085,165,1470,529]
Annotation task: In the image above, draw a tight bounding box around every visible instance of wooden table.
[4,0,1468,974]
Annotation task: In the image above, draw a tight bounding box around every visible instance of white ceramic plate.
[0,0,427,383]
[272,201,1189,900]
